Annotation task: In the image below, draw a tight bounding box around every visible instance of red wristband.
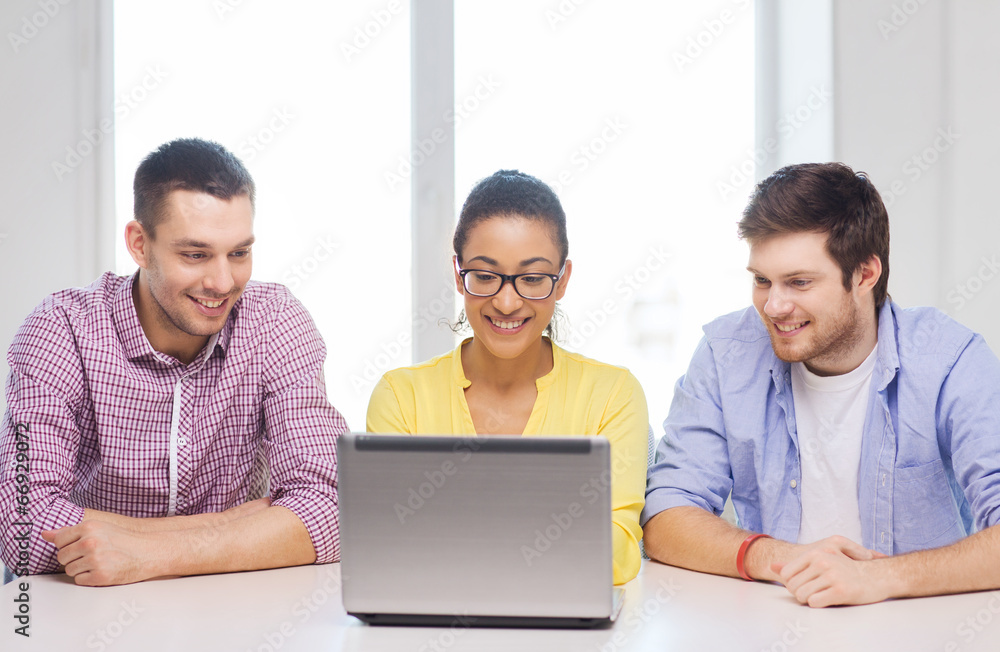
[736,534,772,581]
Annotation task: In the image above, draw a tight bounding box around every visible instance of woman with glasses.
[366,170,648,585]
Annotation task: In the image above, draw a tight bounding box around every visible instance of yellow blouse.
[366,338,648,584]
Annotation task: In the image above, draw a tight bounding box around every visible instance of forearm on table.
[148,505,316,577]
[874,523,1000,599]
[643,505,794,581]
[82,508,217,532]
[81,498,267,534]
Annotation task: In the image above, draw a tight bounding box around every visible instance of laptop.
[337,433,624,628]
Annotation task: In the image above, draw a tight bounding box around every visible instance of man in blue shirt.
[643,162,1000,607]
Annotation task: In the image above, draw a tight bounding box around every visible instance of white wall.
[759,0,999,352]
[2,0,998,423]
[756,0,835,171]
[833,0,1000,349]
[0,0,114,417]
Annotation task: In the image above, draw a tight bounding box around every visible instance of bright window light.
[455,1,755,427]
[114,1,411,428]
[115,1,754,430]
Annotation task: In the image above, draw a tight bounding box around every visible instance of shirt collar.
[453,338,473,389]
[768,353,791,394]
[214,299,236,356]
[114,271,233,364]
[535,338,560,391]
[873,300,900,391]
[114,272,155,361]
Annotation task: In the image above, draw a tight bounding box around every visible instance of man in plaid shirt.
[0,138,347,586]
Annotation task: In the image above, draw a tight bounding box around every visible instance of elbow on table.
[270,492,339,565]
[1,526,60,577]
[641,507,692,566]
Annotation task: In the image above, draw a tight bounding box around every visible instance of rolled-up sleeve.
[642,336,734,525]
[1,313,88,575]
[260,296,348,564]
[938,334,1000,531]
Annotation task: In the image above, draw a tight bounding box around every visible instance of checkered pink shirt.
[1,272,347,573]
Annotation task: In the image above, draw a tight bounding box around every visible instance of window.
[115,1,411,427]
[455,1,754,419]
[115,1,754,427]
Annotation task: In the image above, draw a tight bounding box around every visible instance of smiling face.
[748,231,879,376]
[457,216,571,364]
[126,188,254,363]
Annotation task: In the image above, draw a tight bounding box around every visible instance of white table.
[5,560,1000,651]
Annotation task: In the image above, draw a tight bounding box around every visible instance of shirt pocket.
[892,458,965,552]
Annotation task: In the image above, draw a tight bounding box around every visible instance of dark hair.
[452,170,568,339]
[738,162,890,308]
[454,170,568,265]
[133,138,255,238]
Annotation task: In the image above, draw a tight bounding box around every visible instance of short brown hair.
[133,138,255,238]
[738,162,890,308]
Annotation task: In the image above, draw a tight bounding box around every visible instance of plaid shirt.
[1,272,347,574]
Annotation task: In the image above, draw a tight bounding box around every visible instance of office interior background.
[1,0,998,430]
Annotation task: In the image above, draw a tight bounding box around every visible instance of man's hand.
[40,499,272,586]
[41,521,165,587]
[771,536,889,607]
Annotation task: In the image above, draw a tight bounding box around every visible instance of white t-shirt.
[792,345,878,545]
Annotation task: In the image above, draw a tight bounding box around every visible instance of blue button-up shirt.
[643,301,1000,555]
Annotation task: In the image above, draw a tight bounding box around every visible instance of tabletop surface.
[5,560,1000,651]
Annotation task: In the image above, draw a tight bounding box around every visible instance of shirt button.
[178,437,188,446]
[881,532,886,543]
[790,479,797,489]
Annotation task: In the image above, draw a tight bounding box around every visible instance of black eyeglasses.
[456,260,566,300]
